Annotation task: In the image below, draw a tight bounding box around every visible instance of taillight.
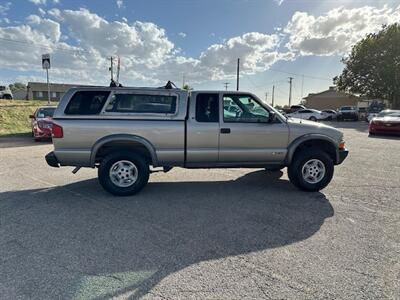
[52,124,63,138]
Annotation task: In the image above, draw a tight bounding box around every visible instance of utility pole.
[301,74,304,99]
[288,77,293,107]
[223,82,230,91]
[182,74,185,88]
[109,56,114,82]
[265,92,268,103]
[271,85,275,107]
[236,58,240,91]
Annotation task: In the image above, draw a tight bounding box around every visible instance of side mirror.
[29,115,35,119]
[269,111,276,123]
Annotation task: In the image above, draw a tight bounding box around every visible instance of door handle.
[220,128,231,134]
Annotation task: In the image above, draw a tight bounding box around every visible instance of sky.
[0,0,399,106]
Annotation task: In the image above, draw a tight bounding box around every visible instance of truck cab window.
[195,93,219,122]
[223,94,270,122]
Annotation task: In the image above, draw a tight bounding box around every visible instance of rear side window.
[196,93,219,122]
[105,93,177,114]
[65,91,110,115]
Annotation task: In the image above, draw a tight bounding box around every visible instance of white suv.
[288,109,327,121]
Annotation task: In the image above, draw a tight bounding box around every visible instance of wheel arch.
[90,134,158,167]
[286,134,339,165]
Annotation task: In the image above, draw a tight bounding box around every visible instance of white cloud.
[284,5,400,56]
[29,0,47,5]
[198,32,283,79]
[1,5,399,86]
[0,2,11,15]
[53,0,60,4]
[274,0,284,6]
[116,0,124,9]
[26,14,61,42]
[59,8,174,67]
[38,8,46,16]
[48,8,61,19]
[178,32,186,38]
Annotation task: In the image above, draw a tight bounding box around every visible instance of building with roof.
[303,86,360,110]
[27,82,94,101]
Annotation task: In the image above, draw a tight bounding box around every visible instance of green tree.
[334,24,400,108]
[182,84,193,91]
[9,82,26,92]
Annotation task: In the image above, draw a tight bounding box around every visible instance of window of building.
[65,91,110,115]
[105,93,177,114]
[195,93,219,122]
[52,92,57,98]
[37,91,43,97]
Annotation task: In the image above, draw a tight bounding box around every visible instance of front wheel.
[309,116,317,122]
[288,151,334,192]
[98,151,149,196]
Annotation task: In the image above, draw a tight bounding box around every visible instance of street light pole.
[46,68,50,105]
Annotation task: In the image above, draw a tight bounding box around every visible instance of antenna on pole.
[288,77,293,107]
[182,74,185,88]
[223,82,230,91]
[236,58,240,91]
[301,74,304,99]
[116,56,121,85]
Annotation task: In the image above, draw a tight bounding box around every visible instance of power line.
[268,67,332,81]
[0,36,92,54]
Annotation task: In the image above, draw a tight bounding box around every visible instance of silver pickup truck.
[46,86,348,196]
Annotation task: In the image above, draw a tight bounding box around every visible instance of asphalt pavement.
[0,122,399,299]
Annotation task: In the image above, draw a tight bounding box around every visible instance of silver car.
[46,86,348,196]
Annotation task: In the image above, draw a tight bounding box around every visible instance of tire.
[288,150,334,192]
[309,116,317,122]
[98,151,149,196]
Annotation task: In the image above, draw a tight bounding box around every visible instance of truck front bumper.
[337,149,349,165]
[45,151,60,168]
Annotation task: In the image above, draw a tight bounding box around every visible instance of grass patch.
[0,100,57,136]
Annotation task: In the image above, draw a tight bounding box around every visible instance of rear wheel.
[98,151,149,196]
[288,150,334,192]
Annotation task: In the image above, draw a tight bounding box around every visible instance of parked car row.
[368,110,400,136]
[284,105,395,125]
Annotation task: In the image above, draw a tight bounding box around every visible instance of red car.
[369,110,400,136]
[30,106,57,141]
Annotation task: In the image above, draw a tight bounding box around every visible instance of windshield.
[0,86,5,91]
[36,107,56,118]
[378,110,399,117]
[340,107,352,111]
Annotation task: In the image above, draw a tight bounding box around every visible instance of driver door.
[218,94,289,163]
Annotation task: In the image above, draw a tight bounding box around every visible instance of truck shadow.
[0,170,334,299]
